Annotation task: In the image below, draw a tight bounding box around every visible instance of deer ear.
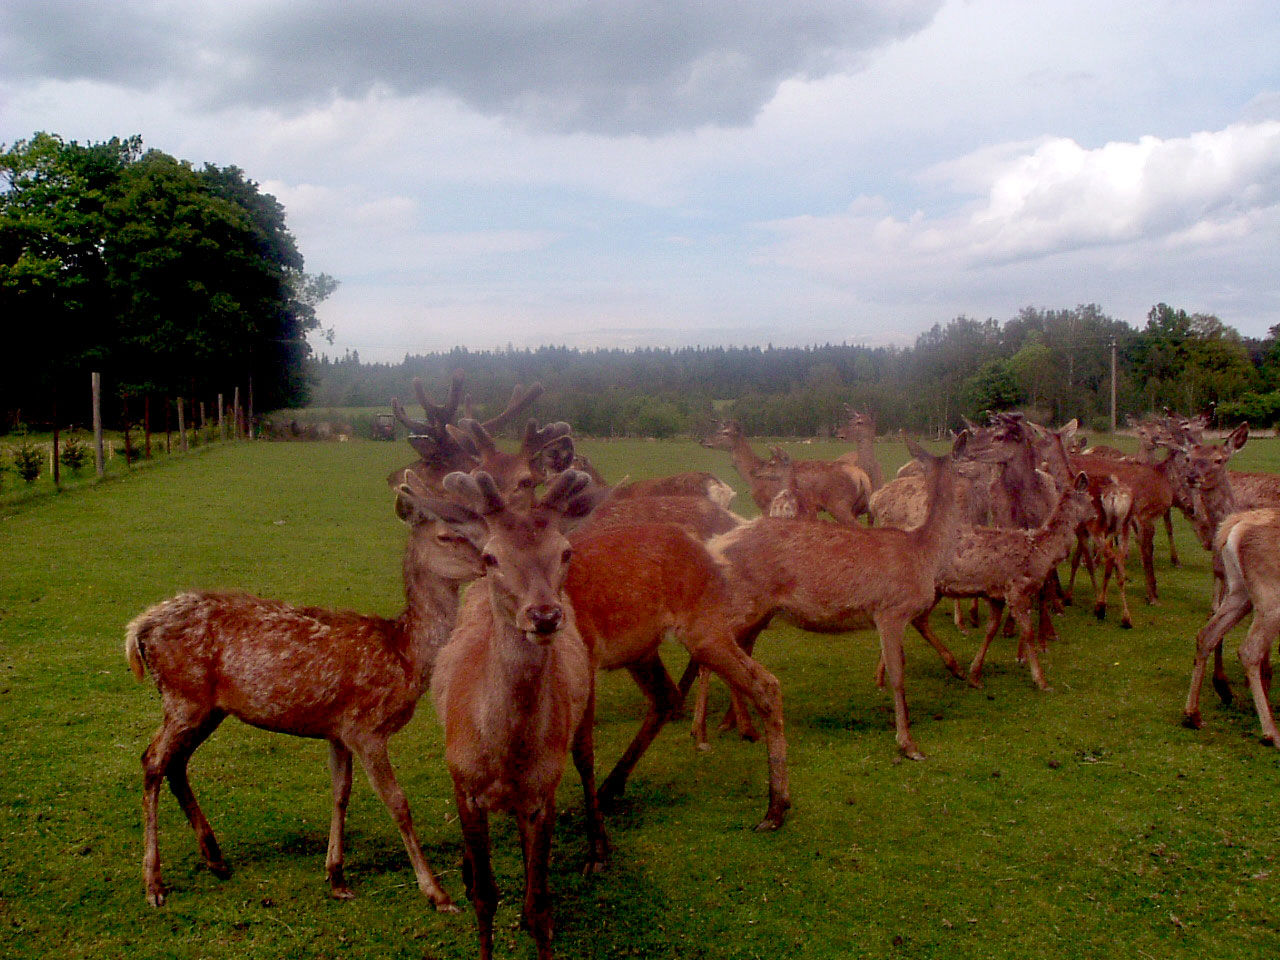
[1060,419,1079,438]
[1074,472,1089,491]
[950,429,970,459]
[1228,423,1249,452]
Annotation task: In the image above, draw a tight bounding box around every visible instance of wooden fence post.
[218,393,225,441]
[232,387,241,439]
[92,372,104,478]
[177,397,188,453]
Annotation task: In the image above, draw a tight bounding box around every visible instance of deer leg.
[1184,586,1251,728]
[325,740,356,899]
[352,738,457,912]
[909,607,965,680]
[455,787,497,960]
[570,687,609,874]
[1036,578,1058,648]
[967,600,1006,688]
[968,598,982,628]
[518,799,557,960]
[874,614,923,761]
[1238,611,1280,746]
[685,636,790,830]
[1164,509,1180,567]
[1110,533,1135,630]
[1011,597,1050,691]
[164,710,228,880]
[1138,521,1159,604]
[684,623,764,741]
[600,658,681,801]
[691,667,712,750]
[141,705,222,906]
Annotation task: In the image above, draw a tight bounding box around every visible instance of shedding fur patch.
[706,520,757,573]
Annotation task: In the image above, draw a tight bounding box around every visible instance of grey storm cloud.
[2,0,943,134]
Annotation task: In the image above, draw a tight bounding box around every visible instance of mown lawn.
[2,434,1278,959]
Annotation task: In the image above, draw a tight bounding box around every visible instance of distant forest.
[307,304,1280,437]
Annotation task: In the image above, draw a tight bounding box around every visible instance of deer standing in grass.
[912,473,1097,690]
[1182,508,1280,744]
[125,481,489,909]
[706,434,968,760]
[835,408,884,491]
[431,469,608,960]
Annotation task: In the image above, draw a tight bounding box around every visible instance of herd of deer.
[123,373,1280,959]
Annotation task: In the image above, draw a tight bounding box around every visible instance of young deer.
[430,469,608,960]
[913,474,1097,690]
[703,420,870,523]
[125,481,488,909]
[1182,507,1280,744]
[707,434,968,760]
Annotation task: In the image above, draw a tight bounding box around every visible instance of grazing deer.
[706,434,969,760]
[1182,507,1280,744]
[125,481,490,909]
[835,408,884,491]
[913,474,1097,690]
[430,469,607,960]
[703,420,870,523]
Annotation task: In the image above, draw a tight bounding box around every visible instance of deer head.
[442,469,596,644]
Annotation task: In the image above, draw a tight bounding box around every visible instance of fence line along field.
[2,435,1278,959]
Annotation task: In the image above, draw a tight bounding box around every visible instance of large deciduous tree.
[0,132,335,430]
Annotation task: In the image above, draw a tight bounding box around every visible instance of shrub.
[12,438,44,483]
[60,432,89,473]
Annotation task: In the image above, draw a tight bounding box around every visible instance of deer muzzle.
[522,603,564,642]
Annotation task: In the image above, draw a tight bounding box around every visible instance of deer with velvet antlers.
[430,468,607,960]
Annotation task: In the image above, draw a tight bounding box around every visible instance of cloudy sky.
[3,1,1278,362]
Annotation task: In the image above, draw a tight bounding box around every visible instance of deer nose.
[526,604,564,637]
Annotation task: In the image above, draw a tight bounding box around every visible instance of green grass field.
[2,435,1278,959]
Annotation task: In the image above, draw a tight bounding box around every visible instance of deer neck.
[399,558,468,693]
[1196,473,1238,534]
[913,460,961,574]
[857,437,883,490]
[997,447,1042,527]
[729,436,764,477]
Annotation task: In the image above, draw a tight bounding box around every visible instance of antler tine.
[481,383,545,433]
[442,470,505,516]
[414,370,466,425]
[521,420,572,455]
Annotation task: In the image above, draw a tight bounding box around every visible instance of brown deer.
[1182,507,1280,744]
[703,420,870,522]
[125,480,491,909]
[705,434,969,760]
[565,520,791,828]
[912,474,1097,690]
[581,492,745,541]
[430,469,608,960]
[613,471,737,507]
[835,408,884,491]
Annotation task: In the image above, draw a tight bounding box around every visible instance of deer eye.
[561,548,574,565]
[482,552,499,568]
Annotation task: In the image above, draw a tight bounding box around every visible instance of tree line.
[1,132,335,433]
[310,303,1280,437]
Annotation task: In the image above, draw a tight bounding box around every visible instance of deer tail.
[124,612,150,682]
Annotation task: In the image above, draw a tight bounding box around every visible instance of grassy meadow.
[2,433,1279,959]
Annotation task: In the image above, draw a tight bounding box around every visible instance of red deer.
[703,420,870,522]
[705,434,969,760]
[566,521,791,828]
[124,481,489,909]
[430,469,608,960]
[835,408,884,491]
[612,471,737,507]
[912,474,1097,690]
[1182,507,1280,745]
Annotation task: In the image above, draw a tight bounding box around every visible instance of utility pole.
[1110,338,1118,434]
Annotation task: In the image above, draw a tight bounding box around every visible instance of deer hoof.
[966,675,985,689]
[582,858,609,876]
[330,885,357,901]
[146,887,167,908]
[1181,711,1203,730]
[902,747,926,762]
[434,899,463,914]
[208,861,231,880]
[1093,605,1107,621]
[1120,617,1133,630]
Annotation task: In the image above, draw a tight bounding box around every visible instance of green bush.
[12,437,44,483]
[60,432,89,473]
